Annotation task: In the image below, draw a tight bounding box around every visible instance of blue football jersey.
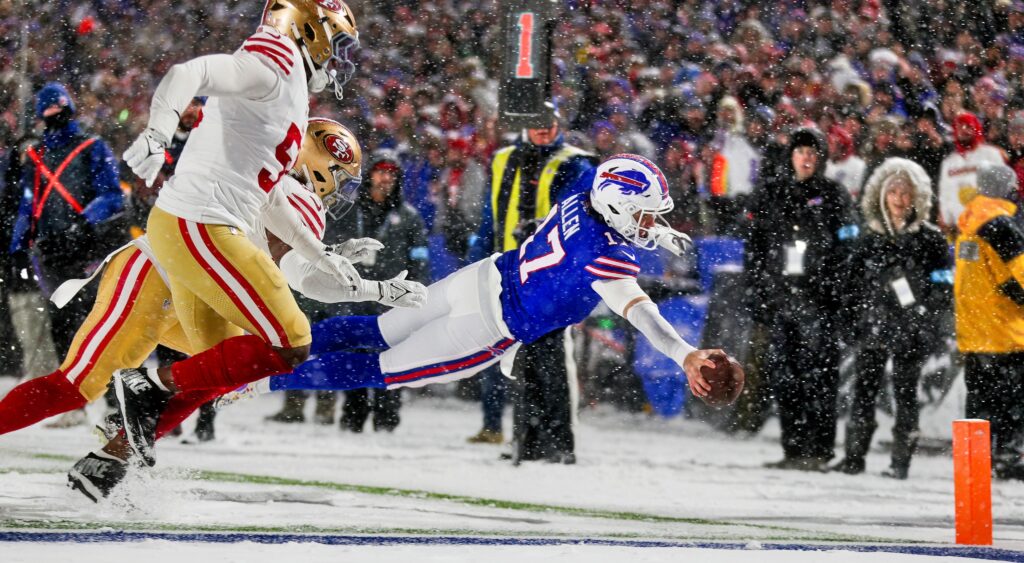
[495,190,642,344]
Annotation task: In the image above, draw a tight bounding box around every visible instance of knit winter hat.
[35,82,75,118]
[976,162,1017,200]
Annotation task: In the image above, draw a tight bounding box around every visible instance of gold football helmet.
[293,118,363,219]
[262,0,359,98]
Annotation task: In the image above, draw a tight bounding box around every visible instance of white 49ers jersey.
[156,25,310,235]
[251,175,327,256]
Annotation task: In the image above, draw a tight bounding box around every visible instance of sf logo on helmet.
[313,0,343,11]
[598,168,649,196]
[323,134,354,163]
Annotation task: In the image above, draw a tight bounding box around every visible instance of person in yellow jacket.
[955,162,1024,480]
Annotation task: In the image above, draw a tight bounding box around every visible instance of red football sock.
[0,371,88,435]
[170,334,292,393]
[154,388,229,441]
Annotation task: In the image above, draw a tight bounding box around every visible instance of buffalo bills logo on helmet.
[323,134,354,163]
[615,154,670,198]
[313,0,343,11]
[597,168,650,196]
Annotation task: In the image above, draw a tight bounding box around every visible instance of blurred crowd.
[0,0,1018,235]
[3,0,1024,477]
[2,0,1024,234]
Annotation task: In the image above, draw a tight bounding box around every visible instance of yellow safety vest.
[490,144,591,251]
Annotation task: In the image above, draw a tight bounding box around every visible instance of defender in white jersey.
[113,0,389,468]
[0,119,375,436]
[64,120,425,501]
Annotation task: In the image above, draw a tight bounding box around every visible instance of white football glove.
[312,252,361,289]
[123,128,170,187]
[330,238,384,265]
[652,226,693,257]
[358,270,427,308]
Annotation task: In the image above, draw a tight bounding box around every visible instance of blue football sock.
[310,316,387,355]
[270,351,385,392]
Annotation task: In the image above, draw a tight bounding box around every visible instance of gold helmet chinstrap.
[262,0,358,98]
[294,118,363,220]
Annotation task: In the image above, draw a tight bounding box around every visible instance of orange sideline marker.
[953,419,992,545]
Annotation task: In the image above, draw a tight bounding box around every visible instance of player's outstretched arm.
[281,248,426,308]
[261,186,424,307]
[124,52,279,185]
[591,278,712,397]
[261,186,369,288]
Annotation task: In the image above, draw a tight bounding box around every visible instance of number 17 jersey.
[494,191,642,344]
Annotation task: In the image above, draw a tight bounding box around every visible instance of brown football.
[698,352,746,408]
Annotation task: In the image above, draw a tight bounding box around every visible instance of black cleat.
[67,451,128,502]
[113,368,172,467]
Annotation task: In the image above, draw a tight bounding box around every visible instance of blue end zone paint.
[2,531,1023,561]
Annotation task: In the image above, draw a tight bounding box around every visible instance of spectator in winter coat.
[862,118,908,187]
[336,150,431,433]
[954,162,1024,481]
[434,136,486,258]
[832,158,952,480]
[708,96,761,235]
[825,125,867,201]
[606,104,656,158]
[9,82,125,380]
[590,120,622,160]
[937,112,1005,231]
[746,127,859,471]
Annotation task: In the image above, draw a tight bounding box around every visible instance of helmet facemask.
[598,197,674,249]
[321,164,361,220]
[296,23,359,99]
[295,162,360,220]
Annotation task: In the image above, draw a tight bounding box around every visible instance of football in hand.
[698,352,745,408]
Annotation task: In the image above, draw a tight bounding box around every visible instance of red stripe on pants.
[69,258,153,386]
[63,250,146,379]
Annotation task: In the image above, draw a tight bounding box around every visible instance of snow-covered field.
[2,377,1023,562]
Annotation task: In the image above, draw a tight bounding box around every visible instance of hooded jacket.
[844,158,952,348]
[710,96,761,198]
[745,127,858,321]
